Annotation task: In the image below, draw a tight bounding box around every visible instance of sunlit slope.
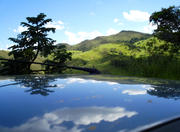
[68,43,139,74]
[67,37,180,79]
[0,50,11,59]
[69,30,151,51]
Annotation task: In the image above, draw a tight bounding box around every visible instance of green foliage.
[6,13,56,74]
[53,45,72,63]
[68,38,180,80]
[135,37,174,56]
[70,30,151,51]
[0,50,44,72]
[0,60,29,75]
[43,44,72,73]
[150,6,180,53]
[0,51,33,75]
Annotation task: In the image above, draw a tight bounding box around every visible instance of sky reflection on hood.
[0,106,137,132]
[0,75,180,132]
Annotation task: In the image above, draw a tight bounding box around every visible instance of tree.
[150,6,180,53]
[44,44,72,73]
[8,13,56,73]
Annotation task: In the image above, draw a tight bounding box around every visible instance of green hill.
[69,30,151,51]
[0,50,11,59]
[1,31,179,80]
[0,50,45,71]
[66,37,180,80]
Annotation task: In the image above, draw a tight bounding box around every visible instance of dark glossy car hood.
[0,75,180,132]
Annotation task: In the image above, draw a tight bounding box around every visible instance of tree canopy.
[8,13,56,73]
[0,13,72,75]
[150,6,180,53]
[43,44,72,73]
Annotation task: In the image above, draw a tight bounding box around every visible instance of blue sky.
[0,0,179,49]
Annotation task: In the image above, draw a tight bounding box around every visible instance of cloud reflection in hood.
[0,106,137,132]
[122,85,154,95]
[122,89,147,95]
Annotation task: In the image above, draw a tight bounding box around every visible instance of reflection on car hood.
[0,75,180,132]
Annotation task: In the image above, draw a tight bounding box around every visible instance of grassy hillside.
[0,33,179,80]
[69,30,151,51]
[0,50,45,71]
[66,37,180,80]
[0,50,12,59]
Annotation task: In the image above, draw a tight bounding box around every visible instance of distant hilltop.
[57,30,151,51]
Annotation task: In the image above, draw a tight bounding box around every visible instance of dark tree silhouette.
[44,44,72,73]
[15,76,57,96]
[150,6,180,53]
[8,13,56,73]
[147,83,180,100]
[0,75,69,96]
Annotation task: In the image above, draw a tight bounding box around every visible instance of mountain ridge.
[57,30,151,51]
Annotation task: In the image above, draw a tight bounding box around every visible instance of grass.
[71,30,150,51]
[0,36,179,80]
[0,50,46,71]
[66,38,180,80]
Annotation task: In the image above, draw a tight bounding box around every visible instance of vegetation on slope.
[0,13,71,75]
[66,37,180,80]
[64,6,180,80]
[1,36,179,80]
[69,30,151,51]
[0,6,179,80]
[0,50,46,72]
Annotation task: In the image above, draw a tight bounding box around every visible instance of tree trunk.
[27,49,40,72]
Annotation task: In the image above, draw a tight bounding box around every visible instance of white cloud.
[143,23,157,34]
[0,42,2,50]
[114,18,119,23]
[107,81,119,85]
[46,106,137,125]
[13,26,28,33]
[114,18,123,26]
[123,10,150,22]
[90,80,103,83]
[106,28,119,36]
[45,21,64,30]
[57,20,64,25]
[64,31,77,44]
[77,31,102,39]
[64,28,120,44]
[64,30,103,44]
[66,78,87,84]
[0,106,137,132]
[66,78,103,84]
[141,85,154,90]
[55,84,65,89]
[0,122,81,132]
[122,85,154,95]
[122,89,147,95]
[13,20,64,33]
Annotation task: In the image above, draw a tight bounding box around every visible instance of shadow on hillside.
[109,54,180,79]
